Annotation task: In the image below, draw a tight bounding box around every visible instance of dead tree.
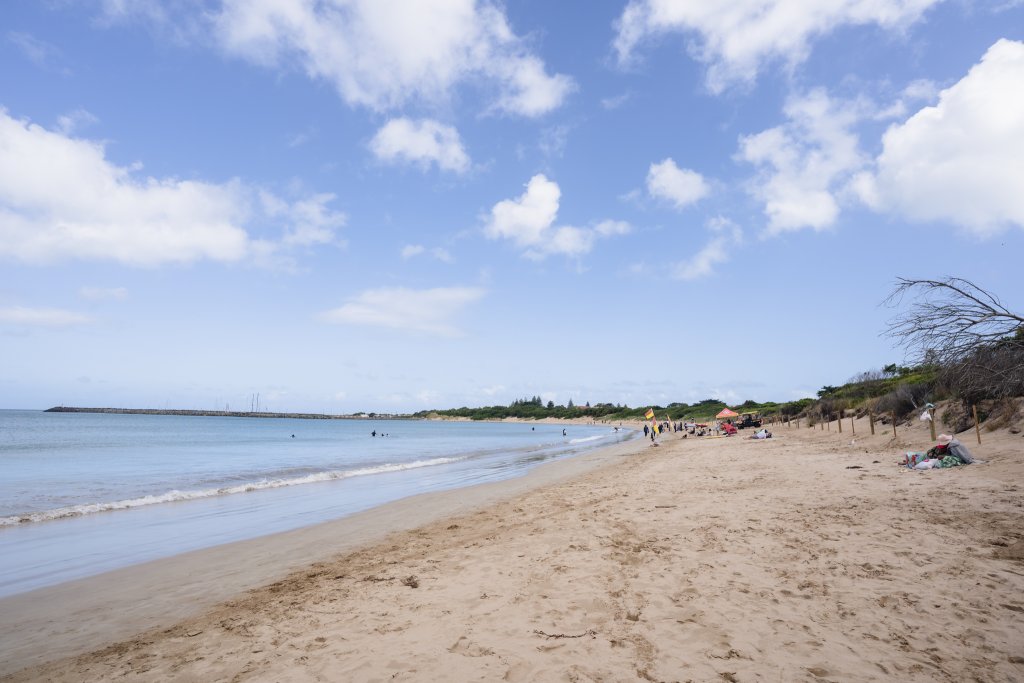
[885,277,1024,400]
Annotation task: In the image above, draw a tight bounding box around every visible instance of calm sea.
[0,410,633,597]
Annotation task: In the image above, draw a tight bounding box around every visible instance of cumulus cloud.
[0,306,93,328]
[672,216,741,280]
[738,89,864,234]
[613,0,940,92]
[484,175,631,259]
[854,39,1024,235]
[213,0,573,116]
[646,158,710,209]
[259,190,346,248]
[318,286,485,336]
[370,118,470,173]
[0,109,345,266]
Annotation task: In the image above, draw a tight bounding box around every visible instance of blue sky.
[1,0,1022,413]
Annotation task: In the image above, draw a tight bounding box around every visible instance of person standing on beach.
[644,424,649,437]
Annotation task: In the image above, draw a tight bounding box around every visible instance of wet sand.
[3,417,1023,681]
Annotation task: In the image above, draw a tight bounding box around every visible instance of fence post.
[869,411,875,435]
[891,411,897,438]
[973,404,982,445]
[838,409,843,433]
[929,406,936,442]
[850,414,855,435]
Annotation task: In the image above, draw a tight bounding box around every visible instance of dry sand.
[3,416,1023,682]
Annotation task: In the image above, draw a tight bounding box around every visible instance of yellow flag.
[644,408,655,420]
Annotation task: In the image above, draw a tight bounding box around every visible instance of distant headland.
[44,407,410,420]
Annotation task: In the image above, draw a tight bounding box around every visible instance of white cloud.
[213,0,573,116]
[430,247,454,263]
[873,78,941,121]
[79,286,128,301]
[613,0,940,92]
[738,89,864,234]
[0,306,93,328]
[7,31,68,73]
[480,384,506,396]
[369,118,469,173]
[401,244,454,262]
[484,174,631,259]
[594,220,632,236]
[646,158,710,209]
[485,174,561,248]
[538,124,570,158]
[854,39,1024,235]
[56,109,99,135]
[260,190,345,247]
[0,109,345,266]
[601,92,631,110]
[672,216,741,280]
[415,389,441,404]
[318,286,485,336]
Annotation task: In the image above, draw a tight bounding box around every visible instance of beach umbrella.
[715,408,739,419]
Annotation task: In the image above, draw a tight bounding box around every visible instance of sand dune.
[4,416,1023,682]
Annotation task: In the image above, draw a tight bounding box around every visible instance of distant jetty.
[44,407,411,420]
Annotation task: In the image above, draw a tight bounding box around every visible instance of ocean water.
[0,410,632,597]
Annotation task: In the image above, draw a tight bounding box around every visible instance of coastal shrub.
[873,381,934,419]
[940,338,1024,404]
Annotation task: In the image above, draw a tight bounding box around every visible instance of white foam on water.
[0,456,462,526]
[568,434,607,445]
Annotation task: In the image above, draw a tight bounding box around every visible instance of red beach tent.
[715,408,739,419]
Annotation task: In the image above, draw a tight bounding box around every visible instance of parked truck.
[737,413,763,429]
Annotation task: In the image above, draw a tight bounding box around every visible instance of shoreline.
[41,407,403,420]
[5,418,1023,680]
[0,435,646,676]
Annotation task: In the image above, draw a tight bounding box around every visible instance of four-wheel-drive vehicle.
[736,413,762,429]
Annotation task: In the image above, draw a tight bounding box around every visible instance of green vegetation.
[412,361,962,425]
[416,278,1022,428]
[415,396,801,423]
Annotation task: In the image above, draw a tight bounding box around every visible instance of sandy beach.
[3,416,1023,682]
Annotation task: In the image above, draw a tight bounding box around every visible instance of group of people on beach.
[641,420,772,441]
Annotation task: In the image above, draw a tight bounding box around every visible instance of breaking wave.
[568,434,608,445]
[0,456,461,526]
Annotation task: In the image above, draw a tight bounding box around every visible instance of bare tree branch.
[884,277,1023,365]
[884,277,1024,401]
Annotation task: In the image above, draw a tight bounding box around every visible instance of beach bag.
[948,440,974,464]
[903,452,928,468]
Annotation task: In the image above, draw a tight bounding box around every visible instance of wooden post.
[869,411,875,435]
[891,411,897,438]
[973,404,982,445]
[838,410,843,433]
[929,407,936,442]
[850,415,855,435]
